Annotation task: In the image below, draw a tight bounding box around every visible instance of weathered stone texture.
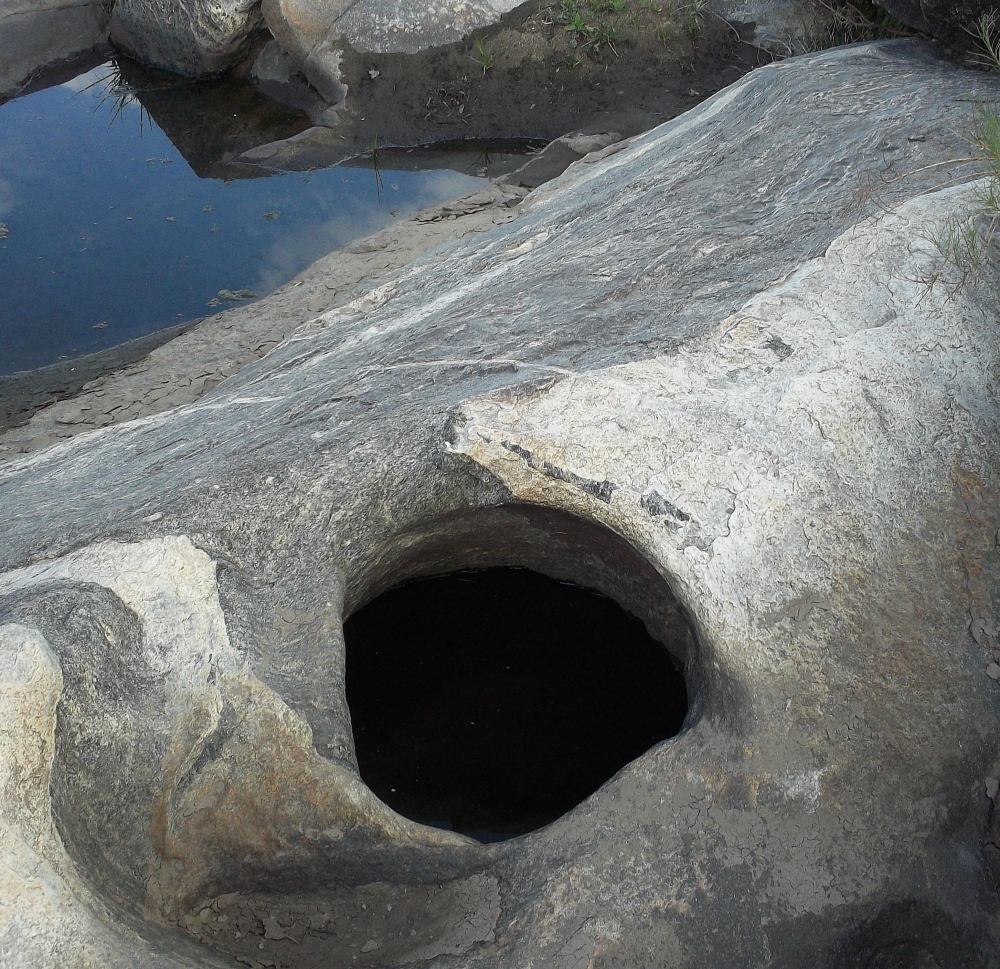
[1,40,1000,969]
[878,0,997,47]
[709,0,834,54]
[262,0,524,60]
[110,0,264,76]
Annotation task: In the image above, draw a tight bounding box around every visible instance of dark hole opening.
[344,567,689,842]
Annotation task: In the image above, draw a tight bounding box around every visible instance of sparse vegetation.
[967,9,1000,72]
[553,0,634,55]
[472,35,495,74]
[655,21,675,46]
[924,103,1000,289]
[683,0,706,37]
[592,19,620,55]
[802,1,912,52]
[924,14,1000,286]
[545,0,695,61]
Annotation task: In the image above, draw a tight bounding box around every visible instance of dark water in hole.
[344,568,689,842]
[0,57,539,375]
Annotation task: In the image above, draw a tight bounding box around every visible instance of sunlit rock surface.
[2,40,1000,969]
[257,0,525,111]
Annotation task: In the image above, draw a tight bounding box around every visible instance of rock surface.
[257,0,526,109]
[878,0,994,48]
[332,0,524,53]
[2,40,1000,969]
[0,0,109,97]
[0,182,530,455]
[710,0,835,54]
[110,0,264,76]
[262,0,523,62]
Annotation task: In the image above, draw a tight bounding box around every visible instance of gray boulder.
[110,0,264,76]
[877,0,995,48]
[301,32,347,103]
[260,0,348,61]
[2,40,1000,969]
[330,0,524,53]
[250,35,299,81]
[709,0,836,54]
[0,0,109,97]
[259,0,525,107]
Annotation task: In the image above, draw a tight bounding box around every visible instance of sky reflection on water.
[0,62,487,374]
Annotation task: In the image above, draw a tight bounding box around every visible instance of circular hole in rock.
[344,567,689,842]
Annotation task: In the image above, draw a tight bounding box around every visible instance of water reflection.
[344,139,548,181]
[0,57,505,375]
[112,56,313,180]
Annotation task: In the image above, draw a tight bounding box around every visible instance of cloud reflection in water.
[0,61,485,374]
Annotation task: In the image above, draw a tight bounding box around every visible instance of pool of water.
[0,58,535,375]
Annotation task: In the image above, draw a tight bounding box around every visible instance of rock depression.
[1,40,1000,969]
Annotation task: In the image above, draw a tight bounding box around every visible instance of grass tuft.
[967,10,1000,72]
[472,35,495,73]
[924,103,1000,289]
[802,0,912,51]
[683,0,705,37]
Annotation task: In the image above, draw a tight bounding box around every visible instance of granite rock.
[877,0,996,48]
[2,40,1000,969]
[262,0,524,62]
[110,0,264,76]
[709,0,836,54]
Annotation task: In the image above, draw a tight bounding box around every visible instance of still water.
[0,59,529,375]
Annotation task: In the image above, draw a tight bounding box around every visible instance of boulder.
[301,32,347,103]
[260,0,351,61]
[250,35,299,81]
[258,0,526,106]
[709,0,836,54]
[2,39,1000,969]
[876,0,995,49]
[0,0,109,97]
[262,0,524,61]
[110,0,264,76]
[330,0,524,54]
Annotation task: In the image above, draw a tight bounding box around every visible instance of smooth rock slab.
[1,40,1000,969]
